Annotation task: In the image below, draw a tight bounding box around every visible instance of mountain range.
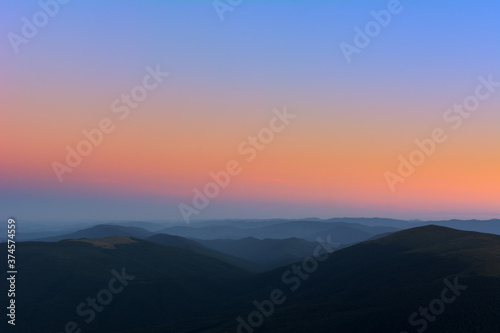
[3,225,500,332]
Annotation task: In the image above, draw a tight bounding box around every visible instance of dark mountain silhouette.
[206,225,500,332]
[412,219,500,236]
[4,226,500,332]
[4,236,251,333]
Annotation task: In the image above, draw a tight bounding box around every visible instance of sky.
[1,0,499,223]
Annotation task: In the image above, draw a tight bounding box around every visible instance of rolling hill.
[204,225,500,332]
[2,236,251,333]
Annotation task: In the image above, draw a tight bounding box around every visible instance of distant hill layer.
[145,233,263,272]
[157,220,397,242]
[35,224,155,242]
[196,236,343,269]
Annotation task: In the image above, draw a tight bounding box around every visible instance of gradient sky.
[1,0,499,222]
